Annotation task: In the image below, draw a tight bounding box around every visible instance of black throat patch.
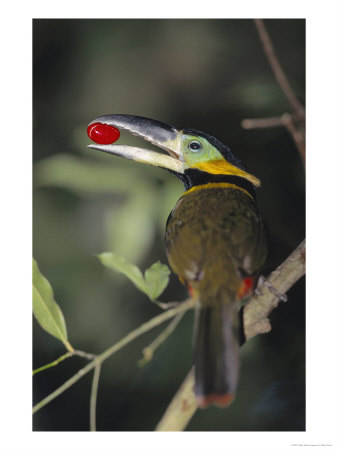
[171,168,257,199]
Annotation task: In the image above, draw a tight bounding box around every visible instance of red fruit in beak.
[87,122,120,145]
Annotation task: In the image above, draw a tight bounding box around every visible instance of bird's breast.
[165,186,267,298]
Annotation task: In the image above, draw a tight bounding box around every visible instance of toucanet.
[87,114,268,408]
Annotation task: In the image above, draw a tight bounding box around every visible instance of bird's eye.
[188,141,202,152]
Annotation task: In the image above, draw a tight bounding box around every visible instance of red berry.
[87,122,120,145]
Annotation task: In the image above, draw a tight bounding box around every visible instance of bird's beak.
[87,114,184,173]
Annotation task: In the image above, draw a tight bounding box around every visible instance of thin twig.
[33,349,97,375]
[64,340,75,353]
[254,19,305,122]
[90,363,102,431]
[241,112,305,163]
[241,116,285,129]
[33,298,195,415]
[33,352,73,375]
[73,350,96,360]
[281,113,306,161]
[242,20,306,163]
[138,311,185,367]
[155,239,305,431]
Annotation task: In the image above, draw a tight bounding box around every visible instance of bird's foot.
[256,275,288,303]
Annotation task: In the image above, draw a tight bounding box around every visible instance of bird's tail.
[193,300,239,408]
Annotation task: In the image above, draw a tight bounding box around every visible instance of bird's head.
[87,114,260,192]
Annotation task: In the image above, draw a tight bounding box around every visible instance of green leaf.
[33,259,73,351]
[98,252,146,294]
[144,261,171,301]
[98,253,170,301]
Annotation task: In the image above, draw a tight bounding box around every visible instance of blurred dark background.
[33,19,305,431]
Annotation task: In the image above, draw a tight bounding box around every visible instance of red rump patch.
[87,122,120,145]
[237,277,254,300]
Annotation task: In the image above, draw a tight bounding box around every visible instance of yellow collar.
[183,182,253,200]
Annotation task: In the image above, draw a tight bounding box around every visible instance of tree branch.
[33,241,305,429]
[281,113,306,162]
[155,239,305,431]
[138,311,185,367]
[90,363,101,431]
[33,298,195,415]
[254,19,305,122]
[242,20,305,163]
[242,116,286,129]
[241,113,305,162]
[155,367,196,431]
[33,352,73,375]
[244,239,305,339]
